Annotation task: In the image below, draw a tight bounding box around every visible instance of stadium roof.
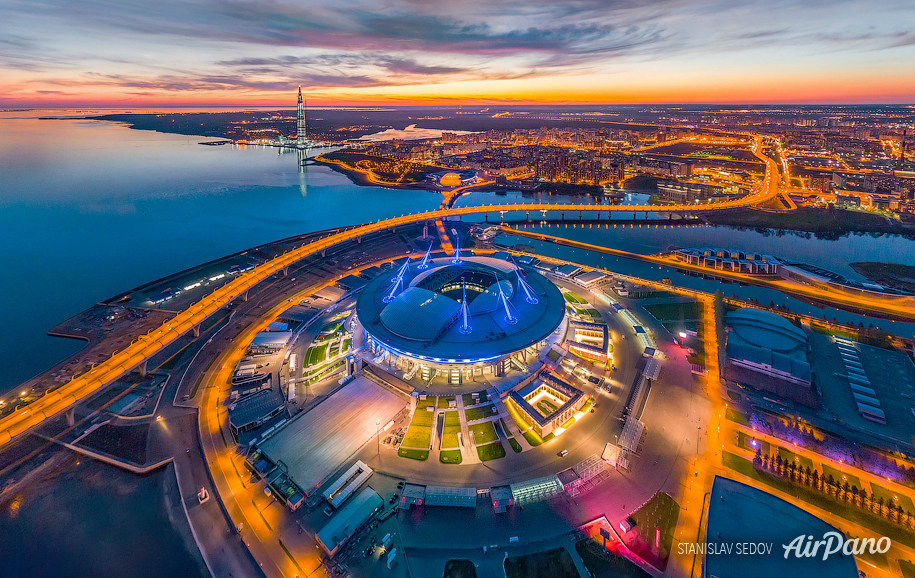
[727,308,807,353]
[357,256,565,363]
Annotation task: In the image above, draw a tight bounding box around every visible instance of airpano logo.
[782,532,891,560]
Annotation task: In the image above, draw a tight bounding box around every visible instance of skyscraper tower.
[296,86,306,148]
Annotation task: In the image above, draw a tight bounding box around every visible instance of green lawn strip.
[721,452,915,549]
[438,395,455,409]
[439,449,463,464]
[561,417,576,429]
[626,492,680,570]
[441,411,461,448]
[402,424,432,449]
[820,463,860,489]
[546,349,562,363]
[477,441,506,461]
[587,309,601,318]
[305,344,328,366]
[416,395,437,409]
[319,321,341,333]
[725,408,749,426]
[398,448,429,461]
[508,438,522,453]
[736,431,769,455]
[870,483,915,513]
[469,421,498,444]
[642,301,702,322]
[542,433,555,442]
[342,338,351,352]
[777,446,813,470]
[462,393,475,407]
[464,404,496,422]
[580,399,593,413]
[900,559,915,578]
[563,292,587,304]
[523,430,543,447]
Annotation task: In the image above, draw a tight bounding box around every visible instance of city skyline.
[2,0,915,108]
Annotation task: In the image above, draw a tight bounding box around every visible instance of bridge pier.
[356,236,362,244]
[282,267,288,276]
[67,408,75,427]
[242,290,248,302]
[500,211,505,224]
[193,324,200,338]
[579,210,582,220]
[139,359,148,377]
[320,248,326,257]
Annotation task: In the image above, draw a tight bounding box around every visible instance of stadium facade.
[354,254,566,384]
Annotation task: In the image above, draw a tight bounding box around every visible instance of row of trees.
[749,412,915,486]
[754,450,915,530]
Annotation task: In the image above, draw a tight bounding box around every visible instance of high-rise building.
[296,87,306,148]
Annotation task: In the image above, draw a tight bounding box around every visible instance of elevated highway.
[0,147,783,448]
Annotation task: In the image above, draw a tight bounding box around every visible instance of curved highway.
[0,145,781,447]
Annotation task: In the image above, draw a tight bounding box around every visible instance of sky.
[1,0,914,107]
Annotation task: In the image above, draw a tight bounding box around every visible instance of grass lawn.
[547,349,562,363]
[508,438,523,453]
[586,309,601,318]
[439,449,463,464]
[900,559,915,578]
[342,338,351,352]
[721,452,915,549]
[737,431,769,455]
[305,343,328,367]
[777,446,813,470]
[319,321,341,333]
[402,423,432,449]
[821,463,860,489]
[477,441,506,461]
[464,404,496,422]
[725,408,749,426]
[543,433,555,442]
[523,430,543,446]
[625,492,681,571]
[398,448,429,461]
[536,400,558,414]
[441,411,461,448]
[870,483,915,513]
[470,421,498,444]
[402,404,435,448]
[438,395,456,409]
[643,301,702,322]
[505,547,578,578]
[561,417,576,429]
[462,393,476,407]
[580,398,593,413]
[563,291,587,304]
[329,344,340,357]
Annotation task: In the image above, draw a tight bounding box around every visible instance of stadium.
[354,252,566,385]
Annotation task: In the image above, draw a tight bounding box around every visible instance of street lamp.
[376,420,381,455]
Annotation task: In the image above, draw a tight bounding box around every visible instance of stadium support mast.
[458,281,472,334]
